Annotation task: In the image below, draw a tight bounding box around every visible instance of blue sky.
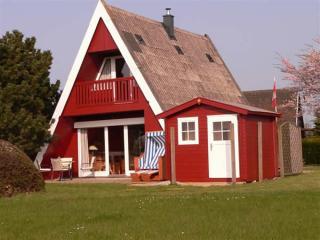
[0,0,319,91]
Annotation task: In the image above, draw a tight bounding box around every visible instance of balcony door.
[96,57,131,80]
[98,58,112,80]
[96,57,133,102]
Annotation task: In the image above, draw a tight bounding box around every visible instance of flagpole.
[272,76,277,120]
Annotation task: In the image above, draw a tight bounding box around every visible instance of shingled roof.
[243,88,298,124]
[104,3,248,111]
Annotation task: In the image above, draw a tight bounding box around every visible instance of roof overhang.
[157,97,280,119]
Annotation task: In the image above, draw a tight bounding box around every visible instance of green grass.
[1,166,320,240]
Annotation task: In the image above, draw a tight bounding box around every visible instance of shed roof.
[104,3,248,111]
[157,97,279,119]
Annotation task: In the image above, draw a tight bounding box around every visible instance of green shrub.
[0,140,45,197]
[302,137,320,165]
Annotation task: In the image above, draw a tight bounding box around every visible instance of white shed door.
[207,115,240,178]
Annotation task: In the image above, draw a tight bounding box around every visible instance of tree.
[0,30,60,159]
[280,39,320,114]
[314,112,320,135]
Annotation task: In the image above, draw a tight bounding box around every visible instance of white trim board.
[74,117,144,129]
[123,125,130,176]
[35,1,163,164]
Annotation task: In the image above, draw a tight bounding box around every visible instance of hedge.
[302,137,320,165]
[0,140,45,197]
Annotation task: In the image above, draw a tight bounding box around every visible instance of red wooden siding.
[244,116,279,181]
[262,118,278,179]
[41,117,79,178]
[238,116,248,180]
[76,54,103,83]
[244,116,259,181]
[88,18,118,53]
[144,105,162,131]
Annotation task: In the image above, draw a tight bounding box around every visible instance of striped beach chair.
[132,131,165,182]
[139,131,165,170]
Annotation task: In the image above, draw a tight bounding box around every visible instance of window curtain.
[99,59,111,80]
[80,128,89,168]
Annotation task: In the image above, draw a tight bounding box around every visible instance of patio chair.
[131,131,165,182]
[34,160,51,173]
[81,156,96,172]
[51,157,73,180]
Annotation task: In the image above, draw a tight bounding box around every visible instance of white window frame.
[177,117,199,145]
[96,56,131,80]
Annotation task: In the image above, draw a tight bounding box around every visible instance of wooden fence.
[278,122,303,176]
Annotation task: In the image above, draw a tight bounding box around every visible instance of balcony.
[64,77,144,116]
[75,77,139,105]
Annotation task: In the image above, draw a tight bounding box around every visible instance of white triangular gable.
[35,0,163,165]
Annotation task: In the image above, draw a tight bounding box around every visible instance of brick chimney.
[163,8,174,39]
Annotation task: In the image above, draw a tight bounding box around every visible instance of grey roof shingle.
[243,88,298,124]
[104,3,248,110]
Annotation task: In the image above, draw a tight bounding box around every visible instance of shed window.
[178,117,199,145]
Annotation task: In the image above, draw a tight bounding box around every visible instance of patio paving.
[46,177,131,184]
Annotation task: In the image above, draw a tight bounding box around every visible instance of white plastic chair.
[51,157,73,180]
[34,160,51,173]
[81,156,96,171]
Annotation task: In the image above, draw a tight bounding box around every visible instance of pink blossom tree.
[281,39,320,114]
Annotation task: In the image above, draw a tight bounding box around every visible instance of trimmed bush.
[302,137,320,165]
[0,140,44,197]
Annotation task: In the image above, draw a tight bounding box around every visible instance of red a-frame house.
[36,1,279,182]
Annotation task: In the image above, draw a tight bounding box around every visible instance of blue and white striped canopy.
[139,131,165,170]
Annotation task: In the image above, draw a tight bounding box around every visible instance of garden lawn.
[0,166,319,240]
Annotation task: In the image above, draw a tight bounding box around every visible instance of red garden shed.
[158,97,280,182]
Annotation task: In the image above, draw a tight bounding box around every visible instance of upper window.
[115,58,130,78]
[178,117,199,145]
[97,57,131,80]
[98,59,111,80]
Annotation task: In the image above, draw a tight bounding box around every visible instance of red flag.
[272,77,277,111]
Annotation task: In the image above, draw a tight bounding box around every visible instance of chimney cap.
[165,8,171,15]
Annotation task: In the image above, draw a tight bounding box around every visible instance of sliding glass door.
[76,118,145,177]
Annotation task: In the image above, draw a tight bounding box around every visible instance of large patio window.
[87,128,105,172]
[79,127,106,174]
[128,125,145,170]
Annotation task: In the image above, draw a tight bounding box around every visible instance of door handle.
[210,143,213,151]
